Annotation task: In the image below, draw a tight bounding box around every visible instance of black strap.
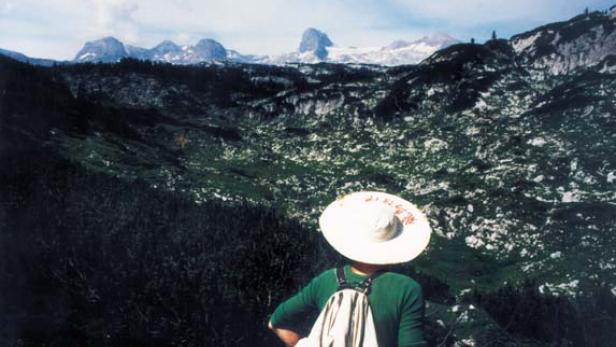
[335,267,347,287]
[335,267,382,294]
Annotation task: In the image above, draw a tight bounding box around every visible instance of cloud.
[394,0,596,23]
[0,0,14,15]
[133,0,429,52]
[88,0,140,43]
[0,0,614,60]
[389,0,610,32]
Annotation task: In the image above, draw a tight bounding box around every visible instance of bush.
[473,280,616,346]
[0,152,326,346]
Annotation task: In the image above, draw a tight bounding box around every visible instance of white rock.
[461,338,476,347]
[533,175,545,183]
[550,251,562,259]
[561,191,580,203]
[465,235,485,249]
[529,137,547,146]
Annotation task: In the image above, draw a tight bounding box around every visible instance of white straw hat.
[319,191,432,265]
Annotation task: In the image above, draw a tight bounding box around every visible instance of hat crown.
[359,204,401,242]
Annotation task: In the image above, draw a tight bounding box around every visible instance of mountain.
[266,30,460,65]
[4,30,457,67]
[511,11,616,74]
[0,48,59,66]
[74,36,128,63]
[150,40,182,60]
[298,27,334,59]
[326,33,460,65]
[6,9,616,69]
[192,38,227,61]
[72,37,228,64]
[67,29,458,66]
[226,49,269,64]
[125,44,152,60]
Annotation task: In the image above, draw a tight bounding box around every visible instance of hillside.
[1,10,616,347]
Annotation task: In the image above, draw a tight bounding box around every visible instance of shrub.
[0,152,325,346]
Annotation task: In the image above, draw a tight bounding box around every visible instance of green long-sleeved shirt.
[270,265,427,347]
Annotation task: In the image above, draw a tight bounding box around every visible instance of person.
[268,191,432,347]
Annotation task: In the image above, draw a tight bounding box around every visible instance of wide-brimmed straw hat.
[319,191,432,265]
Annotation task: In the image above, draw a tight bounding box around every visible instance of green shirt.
[270,265,427,347]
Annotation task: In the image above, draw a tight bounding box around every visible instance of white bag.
[296,268,379,347]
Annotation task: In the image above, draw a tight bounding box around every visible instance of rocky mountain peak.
[299,28,333,59]
[152,40,181,53]
[148,40,182,61]
[194,39,227,60]
[74,36,128,63]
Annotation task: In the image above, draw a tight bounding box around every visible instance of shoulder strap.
[336,267,384,294]
[335,267,347,287]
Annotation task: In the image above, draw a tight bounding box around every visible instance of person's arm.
[398,283,428,347]
[268,320,301,346]
[268,275,320,345]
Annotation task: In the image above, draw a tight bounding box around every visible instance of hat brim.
[319,191,432,265]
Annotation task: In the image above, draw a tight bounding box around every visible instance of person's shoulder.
[319,267,337,278]
[381,271,424,305]
[309,267,337,284]
[381,271,422,291]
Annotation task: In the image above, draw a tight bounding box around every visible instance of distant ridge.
[3,9,616,71]
[60,29,460,66]
[0,48,59,66]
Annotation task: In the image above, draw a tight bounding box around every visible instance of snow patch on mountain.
[271,32,459,66]
[511,31,542,52]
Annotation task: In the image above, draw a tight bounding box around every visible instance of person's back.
[268,191,432,347]
[270,264,426,346]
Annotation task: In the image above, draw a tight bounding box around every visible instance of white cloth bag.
[296,288,379,347]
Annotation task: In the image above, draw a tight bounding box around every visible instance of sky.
[0,0,614,60]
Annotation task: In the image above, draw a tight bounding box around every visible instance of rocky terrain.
[1,9,616,347]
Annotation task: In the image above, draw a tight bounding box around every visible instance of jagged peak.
[194,38,227,59]
[74,36,128,62]
[298,28,333,60]
[154,40,180,49]
[299,28,333,51]
[88,36,124,45]
[196,38,224,46]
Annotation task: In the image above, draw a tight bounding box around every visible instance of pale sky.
[0,0,612,60]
